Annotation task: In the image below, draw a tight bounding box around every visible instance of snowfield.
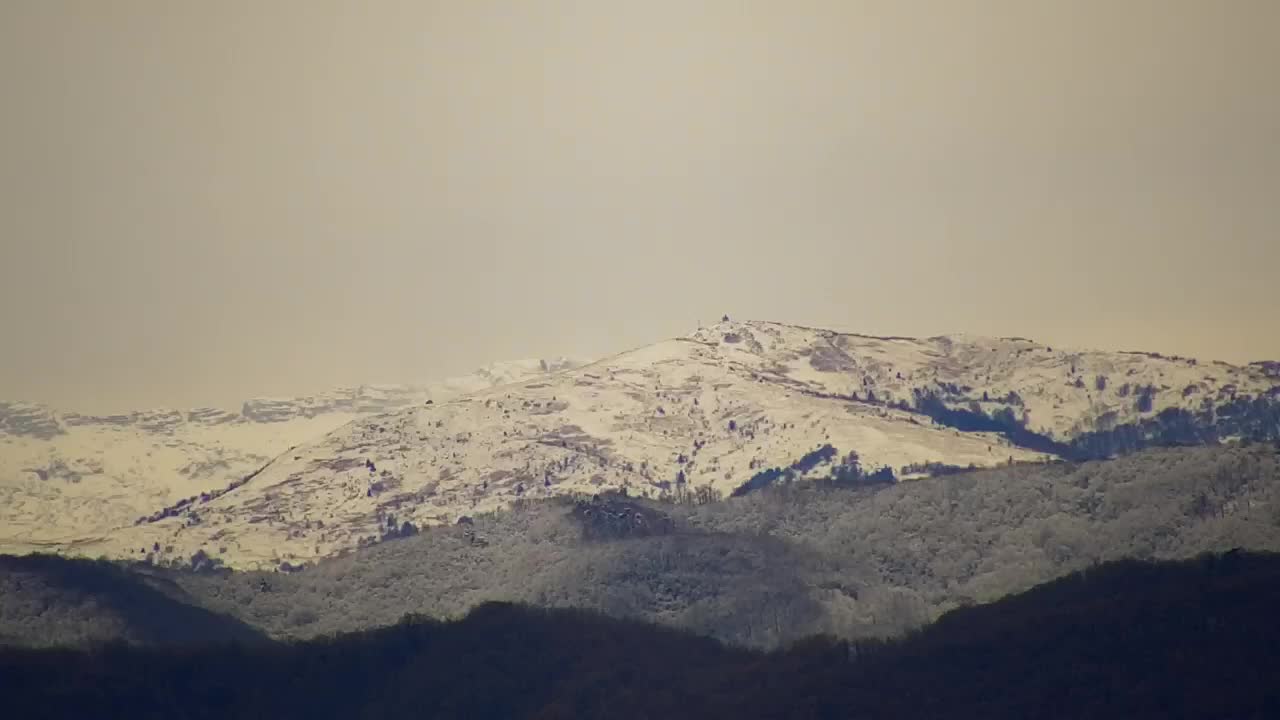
[0,359,583,556]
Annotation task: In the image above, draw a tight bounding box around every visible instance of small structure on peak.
[722,314,731,322]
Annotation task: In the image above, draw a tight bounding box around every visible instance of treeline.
[732,444,894,497]
[1072,400,1280,459]
[912,389,1075,457]
[913,389,1280,461]
[3,552,1279,719]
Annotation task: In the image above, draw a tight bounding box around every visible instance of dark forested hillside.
[0,554,267,648]
[3,445,1278,651]
[3,552,1279,720]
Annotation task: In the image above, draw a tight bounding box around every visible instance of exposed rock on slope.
[0,402,63,440]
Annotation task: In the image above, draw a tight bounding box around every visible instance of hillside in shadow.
[2,551,1278,719]
[0,554,267,648]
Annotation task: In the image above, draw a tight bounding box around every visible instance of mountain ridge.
[30,319,1273,569]
[0,357,588,433]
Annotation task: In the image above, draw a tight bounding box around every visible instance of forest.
[2,551,1278,719]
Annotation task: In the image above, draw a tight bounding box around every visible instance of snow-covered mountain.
[38,320,1276,570]
[0,359,584,556]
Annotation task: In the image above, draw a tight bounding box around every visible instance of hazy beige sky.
[1,1,1277,412]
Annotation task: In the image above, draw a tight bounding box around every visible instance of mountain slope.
[0,359,582,556]
[14,320,1279,568]
[94,323,1054,566]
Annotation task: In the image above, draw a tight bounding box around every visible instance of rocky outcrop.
[277,386,425,417]
[23,457,104,483]
[0,402,63,439]
[540,357,580,374]
[187,407,242,425]
[60,409,187,432]
[133,410,185,433]
[240,387,424,422]
[240,398,302,423]
[571,495,675,540]
[61,413,134,428]
[349,385,425,413]
[1251,361,1280,380]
